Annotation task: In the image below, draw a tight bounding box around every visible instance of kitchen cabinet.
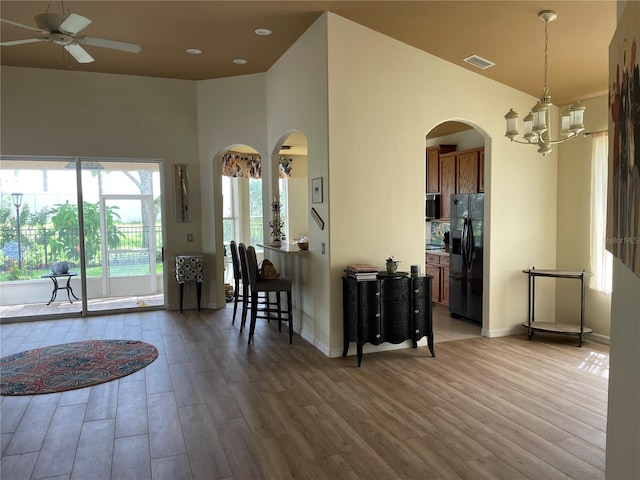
[342,274,435,367]
[439,147,484,218]
[440,155,456,219]
[426,253,449,306]
[426,144,457,193]
[456,149,480,193]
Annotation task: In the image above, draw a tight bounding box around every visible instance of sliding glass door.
[0,157,165,320]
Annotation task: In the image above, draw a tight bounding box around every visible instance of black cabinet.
[342,275,435,366]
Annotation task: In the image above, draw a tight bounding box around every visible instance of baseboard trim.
[299,329,332,357]
[485,325,527,337]
[588,332,610,345]
[486,324,611,345]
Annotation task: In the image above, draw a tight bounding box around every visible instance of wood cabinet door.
[440,156,456,219]
[426,147,440,193]
[478,150,484,192]
[441,266,450,306]
[425,265,440,303]
[456,151,479,194]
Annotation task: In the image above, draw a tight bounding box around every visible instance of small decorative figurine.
[386,256,400,273]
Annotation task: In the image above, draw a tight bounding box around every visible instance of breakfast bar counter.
[258,243,310,255]
[258,243,311,341]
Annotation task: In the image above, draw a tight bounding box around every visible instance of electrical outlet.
[187,233,193,242]
[321,243,326,254]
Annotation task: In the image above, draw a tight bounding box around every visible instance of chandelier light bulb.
[504,109,519,139]
[569,101,586,133]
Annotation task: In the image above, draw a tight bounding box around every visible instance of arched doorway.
[426,121,487,338]
[273,131,309,245]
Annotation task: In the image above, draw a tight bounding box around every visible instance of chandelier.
[504,10,585,155]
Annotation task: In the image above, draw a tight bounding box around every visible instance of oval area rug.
[1,339,158,395]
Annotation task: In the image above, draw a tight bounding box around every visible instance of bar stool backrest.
[238,243,252,290]
[230,241,242,285]
[245,245,260,290]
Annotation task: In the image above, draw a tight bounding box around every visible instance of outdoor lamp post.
[11,193,23,269]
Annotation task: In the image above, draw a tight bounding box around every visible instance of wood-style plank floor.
[0,305,608,479]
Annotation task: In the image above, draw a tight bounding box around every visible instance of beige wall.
[265,14,330,349]
[195,73,268,308]
[325,13,558,356]
[0,66,199,310]
[556,95,611,338]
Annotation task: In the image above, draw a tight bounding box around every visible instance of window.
[248,178,263,246]
[590,132,612,293]
[222,175,237,246]
[278,177,289,241]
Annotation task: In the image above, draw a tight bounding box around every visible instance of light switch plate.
[187,233,193,242]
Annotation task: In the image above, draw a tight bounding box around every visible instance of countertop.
[425,249,449,256]
[258,243,309,255]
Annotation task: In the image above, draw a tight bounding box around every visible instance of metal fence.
[0,225,162,276]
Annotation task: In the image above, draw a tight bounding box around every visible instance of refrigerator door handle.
[466,218,474,268]
[461,218,469,270]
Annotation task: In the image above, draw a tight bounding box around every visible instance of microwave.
[425,194,440,220]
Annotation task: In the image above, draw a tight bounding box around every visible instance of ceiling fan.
[0,7,141,64]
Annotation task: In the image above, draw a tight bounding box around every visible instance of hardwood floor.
[0,305,608,479]
[0,294,165,320]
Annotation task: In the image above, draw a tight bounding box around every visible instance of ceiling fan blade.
[0,37,47,46]
[81,36,141,53]
[1,17,46,33]
[59,13,91,35]
[64,43,94,63]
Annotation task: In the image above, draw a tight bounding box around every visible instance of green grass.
[0,263,164,282]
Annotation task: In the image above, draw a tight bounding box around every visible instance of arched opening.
[425,120,488,339]
[272,131,309,247]
[217,144,264,292]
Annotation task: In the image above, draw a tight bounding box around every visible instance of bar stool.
[229,241,245,326]
[238,243,294,344]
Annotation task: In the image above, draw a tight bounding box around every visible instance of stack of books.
[345,264,379,280]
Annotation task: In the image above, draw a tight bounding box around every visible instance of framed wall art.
[174,164,191,223]
[607,1,639,278]
[312,177,323,204]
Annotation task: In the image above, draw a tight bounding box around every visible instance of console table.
[42,272,80,305]
[176,255,203,313]
[342,274,435,367]
[522,268,592,346]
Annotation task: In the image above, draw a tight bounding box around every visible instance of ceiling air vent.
[463,55,495,70]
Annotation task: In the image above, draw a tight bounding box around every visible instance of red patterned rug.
[0,340,158,395]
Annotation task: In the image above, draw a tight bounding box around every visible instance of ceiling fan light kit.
[504,10,585,156]
[1,5,141,65]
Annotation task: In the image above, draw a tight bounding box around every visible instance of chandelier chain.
[543,18,549,95]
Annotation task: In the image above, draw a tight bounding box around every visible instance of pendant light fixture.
[504,10,585,156]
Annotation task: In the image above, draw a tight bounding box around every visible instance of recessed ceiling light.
[463,55,495,70]
[233,58,247,65]
[186,48,202,55]
[255,28,272,36]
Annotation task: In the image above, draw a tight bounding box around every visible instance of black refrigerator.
[449,193,484,324]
